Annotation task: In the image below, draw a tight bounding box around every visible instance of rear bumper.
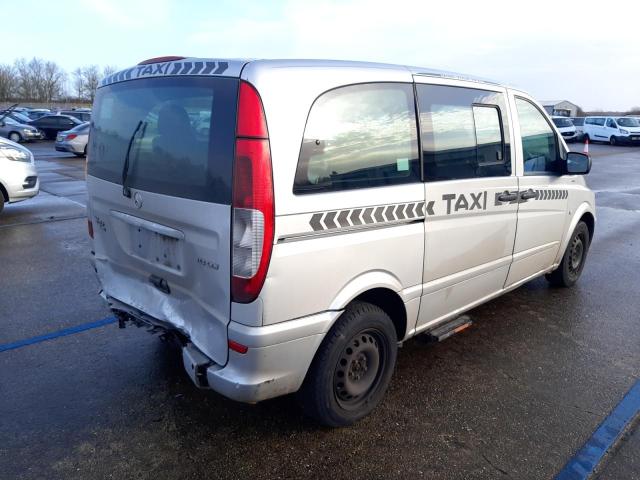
[213,312,340,402]
[105,285,342,403]
[186,311,341,403]
[55,141,83,153]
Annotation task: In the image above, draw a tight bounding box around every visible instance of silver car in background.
[55,122,90,157]
[0,136,39,213]
[0,116,42,143]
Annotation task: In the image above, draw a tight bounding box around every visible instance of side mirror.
[565,151,591,175]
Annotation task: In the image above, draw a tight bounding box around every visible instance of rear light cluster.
[231,81,274,304]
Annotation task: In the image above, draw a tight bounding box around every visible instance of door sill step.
[424,315,473,343]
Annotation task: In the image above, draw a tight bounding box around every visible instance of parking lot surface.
[1,141,638,479]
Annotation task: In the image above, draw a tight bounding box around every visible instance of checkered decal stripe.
[534,189,568,200]
[309,202,426,232]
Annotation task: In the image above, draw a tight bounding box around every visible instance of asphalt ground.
[0,140,638,479]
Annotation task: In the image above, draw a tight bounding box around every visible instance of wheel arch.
[556,203,596,264]
[328,271,408,342]
[0,180,9,202]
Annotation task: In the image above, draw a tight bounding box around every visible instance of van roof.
[99,57,503,89]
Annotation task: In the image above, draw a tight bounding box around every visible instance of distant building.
[540,100,580,117]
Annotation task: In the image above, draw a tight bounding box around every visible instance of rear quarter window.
[293,83,420,194]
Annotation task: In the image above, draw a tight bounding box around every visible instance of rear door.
[413,79,519,329]
[88,75,238,365]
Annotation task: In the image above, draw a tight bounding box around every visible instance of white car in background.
[570,117,585,141]
[0,137,39,213]
[583,116,640,145]
[552,116,578,142]
[55,122,89,157]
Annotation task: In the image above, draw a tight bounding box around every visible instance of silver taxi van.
[87,57,595,426]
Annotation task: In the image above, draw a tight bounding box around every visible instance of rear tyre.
[583,134,590,143]
[8,132,22,143]
[546,221,590,288]
[0,193,4,214]
[298,301,398,427]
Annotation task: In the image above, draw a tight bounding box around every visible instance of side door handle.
[497,191,518,202]
[520,189,538,200]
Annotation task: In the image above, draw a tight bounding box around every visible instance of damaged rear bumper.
[109,291,341,403]
[185,311,341,403]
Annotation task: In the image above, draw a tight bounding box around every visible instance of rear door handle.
[497,191,518,202]
[520,189,538,200]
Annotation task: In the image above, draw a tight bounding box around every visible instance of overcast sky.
[3,0,639,110]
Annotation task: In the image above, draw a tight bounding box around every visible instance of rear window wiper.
[122,120,146,198]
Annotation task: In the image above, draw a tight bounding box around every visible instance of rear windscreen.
[88,76,238,204]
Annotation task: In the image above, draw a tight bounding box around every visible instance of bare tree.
[82,65,101,102]
[103,65,117,78]
[72,68,84,100]
[14,58,36,100]
[42,61,66,102]
[629,106,640,115]
[0,64,17,101]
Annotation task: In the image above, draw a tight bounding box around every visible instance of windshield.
[11,112,32,123]
[88,76,238,204]
[552,117,573,128]
[617,118,640,127]
[2,117,19,125]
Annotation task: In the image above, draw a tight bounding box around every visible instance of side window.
[416,84,511,182]
[473,106,506,176]
[596,118,606,126]
[606,118,617,128]
[515,97,562,175]
[293,83,419,194]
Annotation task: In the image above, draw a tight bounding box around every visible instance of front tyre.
[8,132,22,143]
[546,221,590,287]
[299,301,398,427]
[610,136,618,146]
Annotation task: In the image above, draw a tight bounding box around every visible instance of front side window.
[416,84,511,181]
[515,97,562,175]
[293,83,419,194]
[606,118,617,128]
[617,118,640,127]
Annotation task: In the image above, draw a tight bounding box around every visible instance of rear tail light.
[66,134,77,140]
[88,219,94,239]
[231,81,274,304]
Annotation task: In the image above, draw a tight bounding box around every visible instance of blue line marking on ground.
[556,379,640,480]
[0,317,116,353]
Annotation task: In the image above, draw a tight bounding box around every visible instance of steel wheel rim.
[569,235,584,275]
[333,328,386,410]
